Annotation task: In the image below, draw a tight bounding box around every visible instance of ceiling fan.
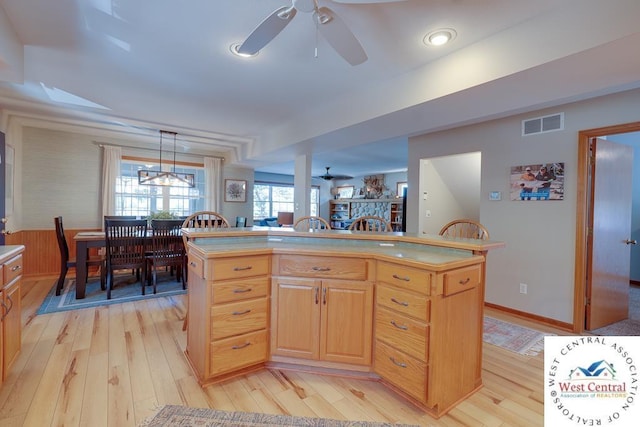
[317,166,353,181]
[236,0,406,66]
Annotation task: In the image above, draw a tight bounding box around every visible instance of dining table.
[73,231,107,299]
[73,228,183,299]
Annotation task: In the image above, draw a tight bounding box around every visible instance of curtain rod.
[93,141,225,160]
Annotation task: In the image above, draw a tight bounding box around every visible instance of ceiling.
[1,0,639,178]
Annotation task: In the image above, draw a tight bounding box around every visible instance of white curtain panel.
[101,145,121,226]
[204,157,222,211]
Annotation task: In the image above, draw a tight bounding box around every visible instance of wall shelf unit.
[330,198,404,231]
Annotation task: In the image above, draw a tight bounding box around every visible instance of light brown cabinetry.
[185,253,270,384]
[1,249,24,383]
[180,230,501,417]
[271,255,373,367]
[374,259,483,415]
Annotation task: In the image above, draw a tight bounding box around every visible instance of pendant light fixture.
[138,130,195,187]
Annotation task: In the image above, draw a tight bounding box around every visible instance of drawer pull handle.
[459,277,471,285]
[189,261,197,267]
[232,309,251,316]
[391,297,409,307]
[323,287,327,305]
[0,301,8,321]
[392,274,410,282]
[233,266,253,271]
[315,287,319,304]
[232,342,251,350]
[312,267,331,272]
[232,288,252,294]
[390,357,407,368]
[390,320,408,331]
[10,265,21,272]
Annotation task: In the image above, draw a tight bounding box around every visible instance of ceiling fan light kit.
[235,0,408,65]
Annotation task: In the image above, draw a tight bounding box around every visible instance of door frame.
[573,121,640,333]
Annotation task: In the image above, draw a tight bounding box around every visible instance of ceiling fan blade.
[237,6,297,55]
[314,7,367,66]
[331,0,407,3]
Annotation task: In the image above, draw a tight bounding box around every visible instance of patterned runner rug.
[37,271,186,314]
[140,405,419,427]
[483,316,553,356]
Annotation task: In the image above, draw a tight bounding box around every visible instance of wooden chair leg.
[56,264,68,296]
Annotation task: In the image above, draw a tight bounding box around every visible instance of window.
[116,160,205,217]
[253,182,319,220]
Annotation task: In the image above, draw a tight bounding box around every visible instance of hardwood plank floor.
[1,276,568,426]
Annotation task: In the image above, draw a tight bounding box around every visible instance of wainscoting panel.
[6,228,101,278]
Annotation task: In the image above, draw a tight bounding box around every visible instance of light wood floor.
[0,276,569,427]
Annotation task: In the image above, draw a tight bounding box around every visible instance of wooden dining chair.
[147,219,185,293]
[181,211,230,330]
[348,215,392,232]
[439,219,490,240]
[293,216,331,231]
[104,218,148,299]
[54,216,105,296]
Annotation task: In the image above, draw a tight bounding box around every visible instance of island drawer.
[211,298,268,340]
[375,306,428,360]
[376,283,430,322]
[210,255,270,281]
[210,330,268,376]
[374,340,427,403]
[443,264,481,296]
[187,254,205,279]
[376,261,430,295]
[212,277,269,304]
[3,255,23,285]
[277,255,368,280]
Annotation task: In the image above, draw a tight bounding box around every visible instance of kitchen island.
[182,227,503,418]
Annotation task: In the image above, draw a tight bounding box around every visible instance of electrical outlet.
[519,283,528,294]
[425,210,431,218]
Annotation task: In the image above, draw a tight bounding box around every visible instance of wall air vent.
[522,113,564,136]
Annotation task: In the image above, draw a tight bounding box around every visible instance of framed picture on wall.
[509,162,564,201]
[337,185,354,199]
[224,179,247,202]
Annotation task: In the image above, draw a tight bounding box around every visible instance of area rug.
[590,285,640,336]
[37,271,186,315]
[483,316,554,356]
[139,405,419,427]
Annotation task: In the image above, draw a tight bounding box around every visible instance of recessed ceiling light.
[229,43,258,58]
[423,28,457,47]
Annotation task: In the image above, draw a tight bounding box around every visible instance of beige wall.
[408,88,640,324]
[8,125,254,231]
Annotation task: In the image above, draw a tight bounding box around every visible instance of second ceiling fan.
[236,0,406,66]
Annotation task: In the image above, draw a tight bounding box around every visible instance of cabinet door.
[2,278,20,378]
[271,277,320,360]
[320,280,373,366]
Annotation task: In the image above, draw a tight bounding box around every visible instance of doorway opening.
[418,151,481,235]
[574,121,640,333]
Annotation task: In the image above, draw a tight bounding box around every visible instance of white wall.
[418,152,481,235]
[408,88,640,324]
